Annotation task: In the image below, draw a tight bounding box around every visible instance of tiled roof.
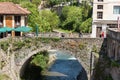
[0,2,30,15]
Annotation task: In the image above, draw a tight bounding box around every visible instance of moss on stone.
[0,74,11,80]
[79,42,86,50]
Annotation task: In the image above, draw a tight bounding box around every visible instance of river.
[44,50,88,80]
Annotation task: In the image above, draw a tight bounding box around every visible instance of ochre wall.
[6,15,12,27]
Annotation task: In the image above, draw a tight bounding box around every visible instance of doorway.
[96,27,102,37]
[15,31,20,36]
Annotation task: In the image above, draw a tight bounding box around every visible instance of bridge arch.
[19,49,88,80]
[18,46,50,79]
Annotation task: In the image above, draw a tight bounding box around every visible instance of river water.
[44,50,88,80]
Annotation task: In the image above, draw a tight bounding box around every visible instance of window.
[113,6,120,14]
[25,16,27,26]
[97,5,103,9]
[0,15,3,27]
[107,24,117,28]
[97,12,103,19]
[98,0,103,2]
[15,16,21,27]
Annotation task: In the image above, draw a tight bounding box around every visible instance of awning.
[14,26,31,32]
[0,28,6,32]
[0,26,13,32]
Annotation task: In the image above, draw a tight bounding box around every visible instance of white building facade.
[91,0,120,38]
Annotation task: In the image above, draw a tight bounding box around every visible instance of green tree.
[30,0,41,6]
[21,1,59,32]
[60,6,82,32]
[39,10,59,32]
[79,1,92,33]
[80,1,92,20]
[80,18,92,33]
[45,0,77,7]
[60,1,92,33]
[21,2,41,31]
[46,0,60,7]
[0,0,28,4]
[0,0,41,6]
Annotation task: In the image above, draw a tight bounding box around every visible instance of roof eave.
[0,13,30,15]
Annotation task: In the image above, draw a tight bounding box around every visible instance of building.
[0,2,30,37]
[91,0,120,38]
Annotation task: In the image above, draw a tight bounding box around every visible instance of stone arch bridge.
[0,38,106,80]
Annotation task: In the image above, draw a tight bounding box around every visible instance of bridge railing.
[25,32,91,38]
[107,28,120,41]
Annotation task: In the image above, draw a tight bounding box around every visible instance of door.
[6,15,15,37]
[96,27,102,37]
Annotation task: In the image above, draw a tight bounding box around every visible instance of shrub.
[111,61,120,67]
[13,41,25,50]
[92,45,98,53]
[31,50,49,70]
[24,38,32,43]
[105,74,113,80]
[0,42,9,51]
[51,38,60,42]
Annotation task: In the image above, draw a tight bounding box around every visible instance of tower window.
[97,5,103,9]
[97,12,103,19]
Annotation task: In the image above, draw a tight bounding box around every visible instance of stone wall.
[107,28,120,80]
[107,28,120,60]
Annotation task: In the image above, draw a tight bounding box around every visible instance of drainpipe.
[118,16,120,28]
[90,51,94,80]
